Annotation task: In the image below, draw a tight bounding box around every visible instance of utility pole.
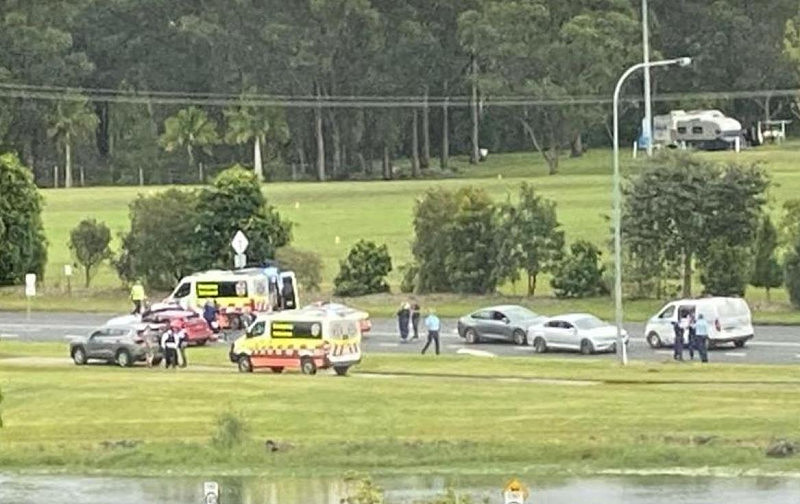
[643,0,653,156]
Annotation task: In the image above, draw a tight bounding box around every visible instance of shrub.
[750,214,783,301]
[68,218,112,287]
[210,411,249,450]
[411,188,459,292]
[334,240,392,297]
[275,246,323,291]
[0,152,47,285]
[399,262,420,294]
[551,241,607,298]
[699,239,752,297]
[785,247,800,308]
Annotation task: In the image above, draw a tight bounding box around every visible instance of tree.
[47,97,99,188]
[444,187,500,294]
[551,241,607,299]
[411,188,460,292]
[224,96,290,182]
[623,153,769,297]
[159,107,219,182]
[334,240,392,297]
[68,219,111,288]
[193,165,292,270]
[496,183,564,295]
[750,214,783,301]
[115,189,199,290]
[785,240,800,308]
[699,238,752,297]
[0,153,47,285]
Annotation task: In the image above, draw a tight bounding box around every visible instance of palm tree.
[159,107,219,182]
[224,100,289,182]
[47,97,99,188]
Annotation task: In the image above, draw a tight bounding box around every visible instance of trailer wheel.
[334,365,349,376]
[269,366,284,374]
[300,357,317,375]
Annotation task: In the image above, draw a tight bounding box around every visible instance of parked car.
[457,305,545,345]
[644,297,754,349]
[70,323,163,367]
[527,313,628,355]
[107,304,216,345]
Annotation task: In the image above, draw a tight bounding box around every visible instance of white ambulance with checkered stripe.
[229,306,362,376]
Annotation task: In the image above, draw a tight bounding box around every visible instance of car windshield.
[573,316,606,330]
[503,306,540,320]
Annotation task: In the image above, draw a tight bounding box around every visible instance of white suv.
[644,297,754,349]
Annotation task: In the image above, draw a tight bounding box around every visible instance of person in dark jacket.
[672,320,684,361]
[410,302,421,340]
[203,299,219,332]
[397,302,411,342]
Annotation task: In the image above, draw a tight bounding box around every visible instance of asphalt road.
[2,311,800,364]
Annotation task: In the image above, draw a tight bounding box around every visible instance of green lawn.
[1,350,799,476]
[5,143,800,320]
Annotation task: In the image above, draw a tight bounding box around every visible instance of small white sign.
[231,230,249,254]
[203,481,219,504]
[234,253,246,269]
[504,490,525,504]
[25,273,36,297]
[64,264,72,277]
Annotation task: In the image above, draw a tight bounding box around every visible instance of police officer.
[693,313,710,363]
[160,322,179,369]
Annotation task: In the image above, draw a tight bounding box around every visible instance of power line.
[0,82,797,108]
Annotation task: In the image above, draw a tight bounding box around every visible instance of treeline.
[2,0,800,186]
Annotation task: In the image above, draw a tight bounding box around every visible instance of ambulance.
[166,267,298,329]
[229,307,362,376]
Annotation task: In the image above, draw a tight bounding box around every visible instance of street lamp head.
[677,57,692,67]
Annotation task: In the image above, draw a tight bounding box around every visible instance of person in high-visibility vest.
[130,280,146,315]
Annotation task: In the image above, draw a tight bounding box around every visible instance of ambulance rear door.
[280,272,298,310]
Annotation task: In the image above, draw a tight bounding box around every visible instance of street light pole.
[613,57,691,366]
[642,0,653,156]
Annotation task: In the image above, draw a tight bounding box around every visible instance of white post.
[735,136,741,153]
[632,141,638,159]
[642,0,653,156]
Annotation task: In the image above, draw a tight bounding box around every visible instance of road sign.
[231,230,249,254]
[64,264,72,277]
[25,273,36,297]
[203,481,219,504]
[234,253,246,269]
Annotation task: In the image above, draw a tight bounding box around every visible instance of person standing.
[130,280,146,315]
[175,322,188,368]
[397,303,411,342]
[140,326,156,368]
[203,300,219,332]
[693,313,710,363]
[673,316,685,361]
[160,322,179,369]
[410,302,421,340]
[421,309,441,355]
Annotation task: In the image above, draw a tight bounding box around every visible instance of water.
[1,472,800,504]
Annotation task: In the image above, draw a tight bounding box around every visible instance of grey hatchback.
[457,305,546,345]
[70,323,163,367]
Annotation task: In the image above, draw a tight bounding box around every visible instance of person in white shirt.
[160,323,180,369]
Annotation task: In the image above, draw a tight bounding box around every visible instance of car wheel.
[151,357,162,367]
[116,349,133,367]
[334,365,349,376]
[464,328,479,344]
[300,357,317,375]
[269,366,284,374]
[237,355,253,373]
[580,339,594,355]
[646,332,662,349]
[533,337,547,354]
[733,339,746,348]
[512,330,527,346]
[71,346,87,365]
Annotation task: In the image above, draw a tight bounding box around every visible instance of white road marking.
[0,333,19,339]
[64,335,85,341]
[378,342,399,348]
[0,323,95,330]
[456,348,497,358]
[446,344,463,349]
[723,352,747,357]
[748,341,800,348]
[655,350,673,355]
[514,346,531,351]
[795,354,800,359]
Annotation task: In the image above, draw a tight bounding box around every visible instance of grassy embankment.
[2,144,800,322]
[1,343,799,476]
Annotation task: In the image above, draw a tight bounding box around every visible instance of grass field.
[4,143,800,320]
[1,345,799,476]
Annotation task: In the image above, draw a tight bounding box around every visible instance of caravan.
[653,110,743,150]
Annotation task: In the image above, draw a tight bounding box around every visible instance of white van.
[644,297,754,349]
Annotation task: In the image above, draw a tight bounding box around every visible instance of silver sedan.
[527,313,629,355]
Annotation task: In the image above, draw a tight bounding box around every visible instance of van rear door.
[715,298,753,337]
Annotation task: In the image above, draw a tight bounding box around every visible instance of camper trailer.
[653,110,742,151]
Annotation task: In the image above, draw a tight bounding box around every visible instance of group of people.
[140,320,189,369]
[672,311,710,363]
[397,302,441,355]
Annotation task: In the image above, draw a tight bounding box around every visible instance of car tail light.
[714,319,721,332]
